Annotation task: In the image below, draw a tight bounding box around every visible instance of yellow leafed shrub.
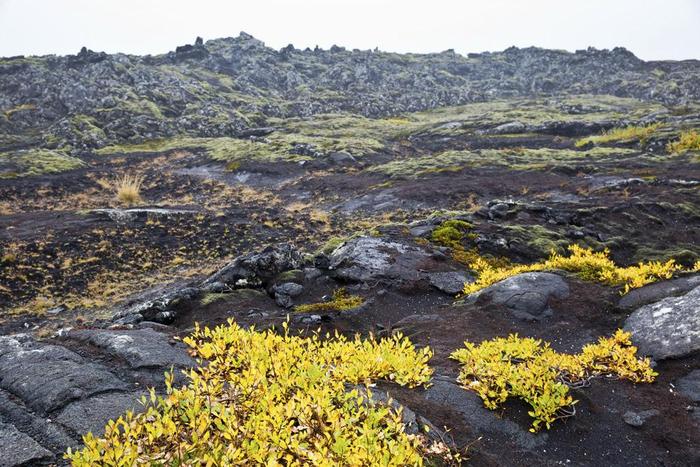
[575,124,659,147]
[450,330,656,432]
[667,130,700,154]
[463,244,682,295]
[66,320,434,466]
[294,287,364,313]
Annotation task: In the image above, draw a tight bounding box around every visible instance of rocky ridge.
[2,32,700,152]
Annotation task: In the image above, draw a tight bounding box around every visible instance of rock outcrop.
[2,34,699,152]
[328,236,433,284]
[326,236,471,293]
[0,327,193,466]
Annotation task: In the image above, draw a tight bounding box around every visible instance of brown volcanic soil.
[0,98,699,465]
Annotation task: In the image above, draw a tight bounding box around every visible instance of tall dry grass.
[114,174,144,205]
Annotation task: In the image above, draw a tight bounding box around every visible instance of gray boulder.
[464,272,570,321]
[329,151,356,164]
[328,236,432,284]
[623,285,700,360]
[393,314,441,334]
[56,391,147,437]
[489,121,527,134]
[428,271,473,295]
[273,282,304,297]
[114,285,201,325]
[115,245,304,324]
[623,409,659,427]
[273,282,304,309]
[408,224,436,238]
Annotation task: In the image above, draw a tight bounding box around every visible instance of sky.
[0,0,698,61]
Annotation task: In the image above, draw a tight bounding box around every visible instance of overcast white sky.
[0,0,698,60]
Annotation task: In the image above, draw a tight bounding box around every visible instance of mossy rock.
[276,269,305,284]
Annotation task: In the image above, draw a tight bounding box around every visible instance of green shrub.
[430,220,472,249]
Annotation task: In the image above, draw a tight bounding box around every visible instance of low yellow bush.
[451,330,656,432]
[463,244,682,295]
[575,124,659,147]
[667,130,700,154]
[66,320,434,466]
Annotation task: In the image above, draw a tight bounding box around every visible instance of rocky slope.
[0,36,699,466]
[1,32,699,153]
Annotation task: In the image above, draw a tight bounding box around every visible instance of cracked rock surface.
[0,327,192,466]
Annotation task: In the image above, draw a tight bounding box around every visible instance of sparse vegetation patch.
[0,149,85,178]
[295,288,364,313]
[451,330,656,432]
[114,174,144,205]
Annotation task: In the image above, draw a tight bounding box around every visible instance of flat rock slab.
[623,285,700,360]
[0,336,127,414]
[464,272,570,321]
[0,422,52,467]
[0,389,77,454]
[56,391,147,437]
[66,328,195,369]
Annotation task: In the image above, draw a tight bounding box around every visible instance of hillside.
[1,32,699,155]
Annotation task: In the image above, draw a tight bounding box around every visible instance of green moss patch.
[367,147,638,178]
[0,149,85,178]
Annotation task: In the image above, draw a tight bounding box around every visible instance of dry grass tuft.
[114,174,144,205]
